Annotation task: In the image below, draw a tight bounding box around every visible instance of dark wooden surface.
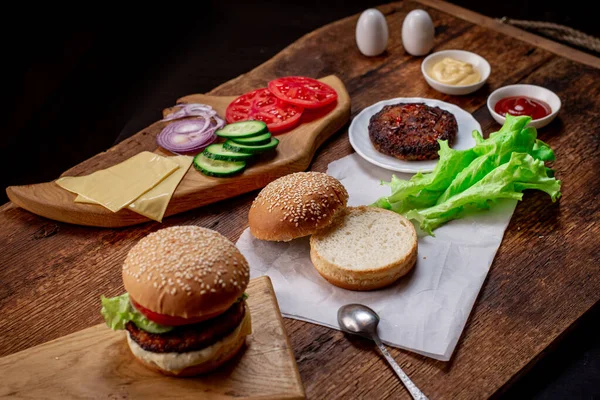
[1,1,599,399]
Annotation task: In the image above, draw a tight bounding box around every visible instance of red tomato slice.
[130,297,208,326]
[268,76,338,109]
[226,88,303,133]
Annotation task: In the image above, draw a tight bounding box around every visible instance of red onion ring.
[156,119,217,155]
[212,115,225,129]
[162,103,217,121]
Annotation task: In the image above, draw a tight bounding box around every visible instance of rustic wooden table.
[1,1,599,398]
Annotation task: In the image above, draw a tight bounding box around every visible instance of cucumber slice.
[193,153,246,177]
[203,143,253,161]
[223,138,280,154]
[230,132,272,146]
[216,120,268,138]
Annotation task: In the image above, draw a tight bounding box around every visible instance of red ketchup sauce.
[494,96,552,120]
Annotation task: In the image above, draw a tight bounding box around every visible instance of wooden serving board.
[0,276,305,400]
[1,1,599,399]
[5,75,350,228]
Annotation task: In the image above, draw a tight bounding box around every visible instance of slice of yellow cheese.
[56,151,179,213]
[125,155,192,222]
[74,155,193,222]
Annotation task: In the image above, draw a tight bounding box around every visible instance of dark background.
[3,1,598,398]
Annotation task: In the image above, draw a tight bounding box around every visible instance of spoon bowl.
[337,304,380,337]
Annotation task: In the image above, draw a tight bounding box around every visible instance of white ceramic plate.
[349,97,481,173]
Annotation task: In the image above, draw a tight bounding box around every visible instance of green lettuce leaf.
[407,153,561,235]
[531,139,555,162]
[372,114,561,234]
[376,140,479,213]
[373,114,535,213]
[435,154,497,205]
[100,293,173,334]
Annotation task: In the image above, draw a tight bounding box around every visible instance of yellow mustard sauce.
[429,57,481,86]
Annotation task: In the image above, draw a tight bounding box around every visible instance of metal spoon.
[338,304,429,400]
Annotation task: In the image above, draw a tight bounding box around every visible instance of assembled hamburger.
[101,226,251,376]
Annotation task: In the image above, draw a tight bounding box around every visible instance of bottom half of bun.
[311,249,417,291]
[127,309,251,376]
[309,206,418,291]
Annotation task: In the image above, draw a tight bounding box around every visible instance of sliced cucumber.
[230,132,272,146]
[193,153,246,177]
[223,138,280,154]
[216,120,268,138]
[203,143,253,161]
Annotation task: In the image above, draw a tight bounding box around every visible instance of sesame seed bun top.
[122,226,249,320]
[248,172,348,242]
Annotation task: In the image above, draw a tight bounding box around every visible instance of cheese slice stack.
[56,151,193,222]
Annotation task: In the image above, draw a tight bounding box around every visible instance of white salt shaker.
[356,9,389,56]
[402,9,435,56]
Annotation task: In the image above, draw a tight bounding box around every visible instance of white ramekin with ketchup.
[487,84,561,129]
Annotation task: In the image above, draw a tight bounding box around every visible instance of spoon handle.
[373,335,429,400]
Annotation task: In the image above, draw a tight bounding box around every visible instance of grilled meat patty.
[126,301,245,353]
[368,103,458,161]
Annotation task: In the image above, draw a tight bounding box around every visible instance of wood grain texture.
[1,1,599,399]
[419,0,600,69]
[5,76,350,228]
[0,276,305,400]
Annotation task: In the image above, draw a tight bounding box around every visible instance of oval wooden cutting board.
[6,75,350,228]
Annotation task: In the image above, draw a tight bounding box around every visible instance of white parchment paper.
[237,153,517,361]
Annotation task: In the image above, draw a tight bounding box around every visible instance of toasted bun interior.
[249,172,348,242]
[128,305,252,376]
[310,206,418,290]
[123,226,249,319]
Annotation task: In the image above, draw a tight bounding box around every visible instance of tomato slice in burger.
[226,88,303,133]
[130,297,207,326]
[268,76,338,109]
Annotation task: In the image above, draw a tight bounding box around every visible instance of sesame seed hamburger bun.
[249,172,349,242]
[122,226,250,321]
